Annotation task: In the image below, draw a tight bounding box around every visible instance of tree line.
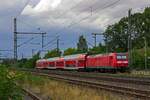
[104,7,150,52]
[44,35,106,58]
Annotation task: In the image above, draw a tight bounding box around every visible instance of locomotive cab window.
[117,55,127,60]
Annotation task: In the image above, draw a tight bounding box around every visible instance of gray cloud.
[0,0,150,58]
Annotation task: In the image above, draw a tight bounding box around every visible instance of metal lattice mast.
[13,18,46,60]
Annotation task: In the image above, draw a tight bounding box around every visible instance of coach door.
[78,60,85,68]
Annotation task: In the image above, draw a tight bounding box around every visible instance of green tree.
[132,48,150,69]
[16,58,28,68]
[44,49,61,58]
[77,35,88,53]
[63,48,77,56]
[88,43,106,54]
[104,7,150,52]
[104,18,128,52]
[22,52,40,68]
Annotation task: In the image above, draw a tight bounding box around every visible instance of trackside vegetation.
[132,48,150,69]
[0,65,22,100]
[18,71,134,100]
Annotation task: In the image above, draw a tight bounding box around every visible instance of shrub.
[0,65,23,100]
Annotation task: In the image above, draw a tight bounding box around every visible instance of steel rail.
[31,72,150,99]
[22,87,43,100]
[30,69,150,86]
[47,71,150,86]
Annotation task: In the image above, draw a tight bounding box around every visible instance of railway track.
[15,81,42,100]
[22,87,42,100]
[14,68,150,100]
[35,69,150,86]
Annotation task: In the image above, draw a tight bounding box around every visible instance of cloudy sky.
[0,0,150,58]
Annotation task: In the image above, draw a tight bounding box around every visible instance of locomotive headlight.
[117,61,122,63]
[117,61,128,64]
[123,61,128,63]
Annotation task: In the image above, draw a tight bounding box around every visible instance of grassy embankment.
[130,70,150,77]
[16,71,135,100]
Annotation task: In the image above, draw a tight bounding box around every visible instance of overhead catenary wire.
[17,0,88,36]
[69,0,121,27]
[47,0,121,50]
[30,42,41,45]
[17,18,45,33]
[12,0,92,58]
[17,33,43,47]
[43,42,57,50]
[54,0,121,35]
[87,41,94,48]
[48,0,114,26]
[0,50,13,52]
[15,0,47,50]
[17,37,34,47]
[44,0,89,25]
[16,0,120,51]
[24,0,116,35]
[17,18,58,45]
[43,36,58,48]
[27,0,120,35]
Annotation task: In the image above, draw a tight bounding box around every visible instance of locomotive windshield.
[116,54,127,60]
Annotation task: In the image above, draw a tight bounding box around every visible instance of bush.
[132,48,150,69]
[0,65,22,100]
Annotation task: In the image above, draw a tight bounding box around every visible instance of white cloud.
[34,0,61,11]
[22,0,62,15]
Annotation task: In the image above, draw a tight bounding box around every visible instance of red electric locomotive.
[36,53,128,72]
[86,53,128,72]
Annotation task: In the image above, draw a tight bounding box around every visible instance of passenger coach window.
[78,60,84,63]
[49,63,54,67]
[66,64,76,67]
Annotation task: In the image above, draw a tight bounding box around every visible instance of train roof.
[36,59,47,62]
[47,57,64,61]
[63,54,86,60]
[45,54,86,61]
[88,52,127,57]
